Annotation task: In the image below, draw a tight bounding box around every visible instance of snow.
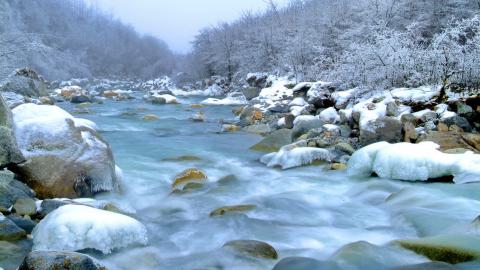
[201,95,247,106]
[319,107,340,124]
[332,88,358,108]
[292,82,313,93]
[172,84,224,97]
[257,79,293,101]
[32,205,148,254]
[293,115,320,126]
[412,109,434,119]
[347,141,480,183]
[260,142,331,169]
[390,86,440,103]
[352,96,388,132]
[155,94,178,104]
[289,97,308,107]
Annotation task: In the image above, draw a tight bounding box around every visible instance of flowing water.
[57,95,480,270]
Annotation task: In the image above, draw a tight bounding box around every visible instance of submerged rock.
[32,204,148,254]
[221,124,241,132]
[19,251,108,270]
[396,235,480,264]
[210,205,256,217]
[172,168,207,190]
[250,129,293,152]
[142,114,160,121]
[10,104,119,198]
[273,257,340,270]
[162,155,202,162]
[391,262,460,270]
[223,240,278,260]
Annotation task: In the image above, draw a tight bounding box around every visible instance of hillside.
[0,0,175,80]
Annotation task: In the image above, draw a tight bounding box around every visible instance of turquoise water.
[57,96,480,270]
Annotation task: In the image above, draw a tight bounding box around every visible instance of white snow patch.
[319,107,340,124]
[32,205,148,254]
[201,95,247,106]
[390,86,440,103]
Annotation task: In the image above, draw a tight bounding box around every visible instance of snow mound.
[261,142,331,169]
[319,107,340,124]
[33,205,148,254]
[390,86,440,103]
[172,84,224,97]
[347,142,480,183]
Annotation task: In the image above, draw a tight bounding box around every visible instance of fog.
[88,0,290,53]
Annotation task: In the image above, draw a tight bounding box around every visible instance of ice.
[32,204,148,254]
[201,95,247,106]
[347,141,480,183]
[260,142,331,169]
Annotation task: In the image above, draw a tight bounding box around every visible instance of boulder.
[0,95,24,169]
[0,213,26,241]
[0,68,47,97]
[221,124,241,132]
[0,170,34,213]
[439,116,473,133]
[70,94,92,104]
[417,131,480,153]
[142,114,160,121]
[238,107,263,127]
[243,124,272,136]
[401,114,418,143]
[241,87,260,100]
[359,117,403,146]
[292,115,324,140]
[306,82,335,108]
[250,129,293,152]
[10,104,119,199]
[6,214,37,234]
[223,240,278,260]
[19,251,108,270]
[13,197,36,216]
[386,101,401,117]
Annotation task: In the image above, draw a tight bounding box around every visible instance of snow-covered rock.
[11,104,119,198]
[33,204,148,254]
[347,141,480,183]
[390,86,440,104]
[172,84,224,97]
[260,142,331,169]
[319,107,340,124]
[257,79,293,102]
[306,81,334,107]
[201,94,247,106]
[138,76,174,91]
[332,88,358,109]
[289,97,308,107]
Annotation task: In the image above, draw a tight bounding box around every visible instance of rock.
[38,199,70,218]
[0,68,47,97]
[243,124,272,135]
[334,142,355,155]
[10,104,119,199]
[142,114,159,121]
[331,163,347,170]
[246,73,268,88]
[396,235,480,264]
[70,95,91,104]
[273,257,341,270]
[319,107,340,124]
[0,170,35,213]
[223,240,278,260]
[39,96,55,105]
[239,107,263,127]
[0,95,24,169]
[232,106,244,116]
[292,116,324,140]
[210,205,256,217]
[190,112,205,122]
[306,82,335,108]
[417,131,480,153]
[59,86,83,100]
[440,116,472,133]
[391,262,460,270]
[6,214,37,234]
[190,104,204,109]
[456,102,473,115]
[0,240,23,259]
[19,251,108,270]
[150,96,166,104]
[1,91,26,109]
[250,129,293,152]
[13,198,36,216]
[0,214,26,241]
[162,155,202,162]
[221,124,240,132]
[401,114,418,143]
[284,114,295,129]
[172,168,207,190]
[386,101,400,117]
[241,87,260,100]
[359,117,403,146]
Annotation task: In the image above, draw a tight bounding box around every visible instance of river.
[57,95,480,270]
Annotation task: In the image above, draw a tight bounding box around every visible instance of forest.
[187,0,480,90]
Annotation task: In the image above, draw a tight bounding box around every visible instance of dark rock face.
[241,87,260,100]
[440,116,473,132]
[0,68,47,97]
[360,117,403,146]
[0,95,24,169]
[70,95,92,104]
[6,214,37,234]
[0,170,34,213]
[19,251,108,270]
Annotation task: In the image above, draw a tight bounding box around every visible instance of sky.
[88,0,290,53]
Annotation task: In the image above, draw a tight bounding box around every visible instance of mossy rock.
[210,205,256,217]
[331,163,347,170]
[172,168,207,190]
[223,240,278,260]
[162,155,202,162]
[396,235,480,264]
[250,129,293,152]
[190,104,204,109]
[142,114,159,121]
